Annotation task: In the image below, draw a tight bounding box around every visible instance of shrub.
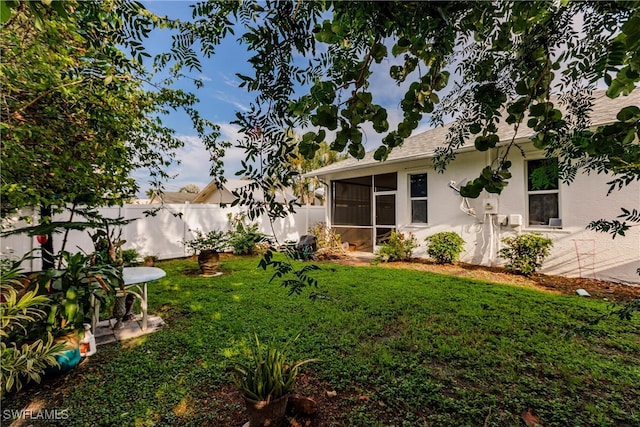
[1,256,65,396]
[375,231,418,263]
[308,222,345,260]
[121,249,139,266]
[425,231,465,264]
[499,233,553,276]
[183,229,228,255]
[227,213,267,255]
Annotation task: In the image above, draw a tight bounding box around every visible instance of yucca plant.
[231,334,317,402]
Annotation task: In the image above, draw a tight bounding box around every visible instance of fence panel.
[1,204,328,266]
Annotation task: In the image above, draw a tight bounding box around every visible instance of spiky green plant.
[231,334,317,402]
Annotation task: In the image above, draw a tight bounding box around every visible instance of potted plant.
[143,254,158,267]
[183,229,228,276]
[37,251,122,370]
[231,334,317,427]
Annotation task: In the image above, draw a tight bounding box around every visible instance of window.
[332,176,372,226]
[527,159,560,226]
[374,173,397,192]
[409,173,428,224]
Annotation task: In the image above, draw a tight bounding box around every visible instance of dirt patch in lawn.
[334,255,640,302]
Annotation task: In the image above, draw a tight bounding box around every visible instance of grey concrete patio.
[94,315,165,346]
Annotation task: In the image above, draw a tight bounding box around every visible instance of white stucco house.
[307,91,640,284]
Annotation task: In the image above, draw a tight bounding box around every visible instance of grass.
[3,255,639,426]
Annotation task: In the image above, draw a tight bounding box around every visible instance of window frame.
[526,158,561,228]
[408,172,428,225]
[331,176,373,227]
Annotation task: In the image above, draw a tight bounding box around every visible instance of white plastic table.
[122,267,166,331]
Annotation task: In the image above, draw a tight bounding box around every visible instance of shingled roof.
[308,89,640,177]
[148,191,196,204]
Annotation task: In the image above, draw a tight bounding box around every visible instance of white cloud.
[219,72,242,88]
[134,125,254,196]
[198,74,213,82]
[213,91,250,112]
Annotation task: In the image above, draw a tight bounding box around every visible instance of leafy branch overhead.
[258,249,320,297]
[173,1,639,207]
[588,208,640,238]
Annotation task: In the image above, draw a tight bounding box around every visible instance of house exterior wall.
[322,144,640,285]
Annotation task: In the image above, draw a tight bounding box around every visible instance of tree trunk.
[40,204,54,270]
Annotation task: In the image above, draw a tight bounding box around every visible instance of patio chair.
[288,234,317,260]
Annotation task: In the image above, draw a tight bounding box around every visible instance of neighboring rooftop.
[148,191,196,204]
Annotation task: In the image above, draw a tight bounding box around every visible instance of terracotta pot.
[198,250,220,276]
[243,395,289,427]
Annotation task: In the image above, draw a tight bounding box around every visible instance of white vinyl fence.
[1,204,325,271]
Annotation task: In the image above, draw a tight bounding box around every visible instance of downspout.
[486,149,498,266]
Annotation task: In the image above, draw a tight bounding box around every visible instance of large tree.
[174,1,638,212]
[0,0,219,266]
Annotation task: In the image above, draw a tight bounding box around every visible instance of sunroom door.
[373,173,397,247]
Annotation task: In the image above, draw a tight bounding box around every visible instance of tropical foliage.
[0,257,64,396]
[36,251,122,337]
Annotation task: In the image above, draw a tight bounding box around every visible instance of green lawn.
[4,256,639,426]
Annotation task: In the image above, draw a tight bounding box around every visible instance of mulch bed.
[335,256,640,302]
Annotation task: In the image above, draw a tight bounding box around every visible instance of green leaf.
[617,106,640,123]
[374,146,388,161]
[312,105,338,130]
[0,0,14,23]
[460,181,482,198]
[371,43,387,63]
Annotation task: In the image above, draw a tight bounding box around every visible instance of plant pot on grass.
[45,332,81,376]
[143,255,158,267]
[243,395,289,427]
[232,334,317,427]
[183,229,228,276]
[198,249,220,276]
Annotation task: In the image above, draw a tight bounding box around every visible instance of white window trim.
[526,159,561,228]
[408,172,428,225]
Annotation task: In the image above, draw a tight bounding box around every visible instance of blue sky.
[133,1,255,195]
[134,1,434,197]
